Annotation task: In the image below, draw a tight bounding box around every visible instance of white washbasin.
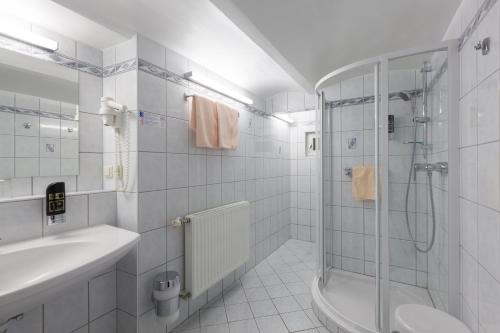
[0,225,139,321]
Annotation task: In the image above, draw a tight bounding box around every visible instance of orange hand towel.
[216,103,239,149]
[189,95,219,149]
[352,165,376,201]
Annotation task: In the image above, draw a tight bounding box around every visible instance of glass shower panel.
[386,50,450,329]
[319,63,380,310]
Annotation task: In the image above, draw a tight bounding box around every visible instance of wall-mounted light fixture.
[184,71,254,105]
[273,112,294,124]
[0,23,58,52]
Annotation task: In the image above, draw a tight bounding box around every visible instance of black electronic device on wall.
[46,182,66,216]
[388,114,395,140]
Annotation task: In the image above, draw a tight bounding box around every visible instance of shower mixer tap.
[414,162,448,176]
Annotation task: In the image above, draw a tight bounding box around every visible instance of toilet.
[394,304,471,333]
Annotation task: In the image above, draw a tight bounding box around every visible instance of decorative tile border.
[0,35,103,77]
[458,0,498,50]
[103,58,138,77]
[136,58,271,118]
[0,31,288,121]
[0,105,77,121]
[325,88,422,110]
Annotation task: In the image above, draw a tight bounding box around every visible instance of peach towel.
[189,95,219,149]
[352,165,376,201]
[216,103,239,150]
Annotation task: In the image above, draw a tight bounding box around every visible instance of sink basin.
[0,225,139,320]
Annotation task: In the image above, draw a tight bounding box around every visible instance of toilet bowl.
[394,304,471,333]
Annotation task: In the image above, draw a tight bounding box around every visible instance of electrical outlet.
[113,165,123,178]
[104,165,123,179]
[104,165,114,178]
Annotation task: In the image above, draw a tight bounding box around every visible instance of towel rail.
[185,94,240,117]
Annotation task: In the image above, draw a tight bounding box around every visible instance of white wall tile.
[89,270,116,320]
[138,190,166,232]
[138,227,167,273]
[138,35,166,69]
[79,72,102,114]
[138,152,166,191]
[477,142,500,210]
[459,89,478,147]
[89,310,116,333]
[78,153,103,191]
[44,281,88,333]
[477,72,499,144]
[477,205,500,281]
[0,199,42,244]
[138,71,166,115]
[167,153,188,189]
[89,192,117,226]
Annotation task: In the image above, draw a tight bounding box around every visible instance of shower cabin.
[312,41,460,333]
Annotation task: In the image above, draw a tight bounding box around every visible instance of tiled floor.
[174,239,329,333]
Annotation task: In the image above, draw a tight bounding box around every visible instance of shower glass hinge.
[413,116,430,123]
[474,37,490,55]
[421,143,433,151]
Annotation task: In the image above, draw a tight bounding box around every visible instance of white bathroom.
[0,1,498,333]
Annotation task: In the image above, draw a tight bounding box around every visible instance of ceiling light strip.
[136,58,291,124]
[0,34,103,77]
[0,25,58,52]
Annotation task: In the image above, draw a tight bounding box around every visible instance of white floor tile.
[200,323,229,333]
[273,296,302,313]
[305,309,322,327]
[249,299,278,317]
[228,319,259,333]
[200,307,227,327]
[266,283,292,298]
[278,272,302,283]
[225,302,253,322]
[173,240,318,333]
[255,315,289,333]
[281,310,316,332]
[294,293,313,310]
[260,274,283,286]
[286,282,310,295]
[223,286,247,305]
[244,287,270,301]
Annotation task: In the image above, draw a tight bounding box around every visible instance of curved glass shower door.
[318,61,382,332]
[315,41,460,333]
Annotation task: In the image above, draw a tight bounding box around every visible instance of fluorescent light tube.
[185,71,253,105]
[274,113,294,124]
[0,23,58,52]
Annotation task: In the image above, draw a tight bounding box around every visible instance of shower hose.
[404,123,436,253]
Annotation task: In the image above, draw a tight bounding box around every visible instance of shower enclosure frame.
[314,40,460,333]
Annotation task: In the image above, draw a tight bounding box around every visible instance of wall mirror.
[0,47,79,178]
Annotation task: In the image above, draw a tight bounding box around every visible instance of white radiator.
[185,201,250,298]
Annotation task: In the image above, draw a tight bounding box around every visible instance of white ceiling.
[212,0,461,86]
[50,0,306,98]
[4,0,461,99]
[0,0,125,51]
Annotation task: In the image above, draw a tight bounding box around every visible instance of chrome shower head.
[398,91,411,101]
